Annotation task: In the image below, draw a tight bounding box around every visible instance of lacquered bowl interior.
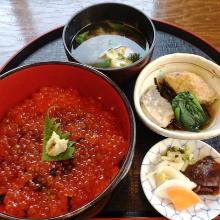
[0,62,135,220]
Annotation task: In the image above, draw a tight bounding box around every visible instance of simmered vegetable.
[140,86,174,128]
[164,71,217,105]
[172,92,209,131]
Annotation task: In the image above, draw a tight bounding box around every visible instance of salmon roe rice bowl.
[0,86,128,218]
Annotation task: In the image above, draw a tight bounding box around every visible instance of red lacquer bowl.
[0,62,136,220]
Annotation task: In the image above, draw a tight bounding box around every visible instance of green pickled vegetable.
[172,92,209,131]
[165,145,193,162]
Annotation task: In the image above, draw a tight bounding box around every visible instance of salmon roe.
[0,87,128,218]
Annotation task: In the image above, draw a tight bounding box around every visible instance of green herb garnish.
[42,114,75,161]
[75,31,89,45]
[172,92,209,131]
[95,59,112,68]
[128,53,140,63]
[118,53,126,60]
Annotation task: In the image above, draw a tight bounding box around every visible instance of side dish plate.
[141,138,220,220]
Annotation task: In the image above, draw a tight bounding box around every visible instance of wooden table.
[0,0,219,67]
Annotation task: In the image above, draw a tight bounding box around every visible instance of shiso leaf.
[42,114,75,161]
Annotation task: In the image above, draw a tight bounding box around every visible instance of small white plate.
[140,138,220,220]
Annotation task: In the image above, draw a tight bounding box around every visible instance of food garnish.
[172,92,209,131]
[46,131,68,156]
[42,114,75,161]
[75,31,89,44]
[95,59,112,68]
[128,53,141,62]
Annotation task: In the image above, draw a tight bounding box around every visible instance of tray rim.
[0,19,219,74]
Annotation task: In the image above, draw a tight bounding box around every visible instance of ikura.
[0,87,128,218]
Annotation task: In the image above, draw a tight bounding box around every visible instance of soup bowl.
[0,62,136,220]
[63,3,155,83]
[134,53,220,140]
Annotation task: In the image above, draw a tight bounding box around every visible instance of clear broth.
[71,21,148,68]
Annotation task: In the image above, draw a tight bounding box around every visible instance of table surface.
[0,0,220,67]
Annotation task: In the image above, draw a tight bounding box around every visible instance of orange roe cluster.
[0,87,128,218]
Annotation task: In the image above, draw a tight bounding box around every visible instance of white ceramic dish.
[134,53,220,140]
[140,138,220,220]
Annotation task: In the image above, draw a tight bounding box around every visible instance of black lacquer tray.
[1,20,219,218]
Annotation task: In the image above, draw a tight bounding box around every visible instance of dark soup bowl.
[0,62,135,220]
[63,3,155,83]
